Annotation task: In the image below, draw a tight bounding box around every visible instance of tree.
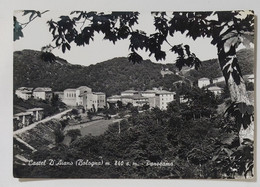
[116,100,123,109]
[14,11,254,143]
[66,129,81,143]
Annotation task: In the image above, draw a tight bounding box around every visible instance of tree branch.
[21,10,49,29]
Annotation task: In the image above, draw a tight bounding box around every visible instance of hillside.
[13,48,254,96]
[182,48,254,82]
[14,50,183,96]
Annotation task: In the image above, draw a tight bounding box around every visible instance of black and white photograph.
[12,10,256,179]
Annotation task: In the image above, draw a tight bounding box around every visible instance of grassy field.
[79,119,117,136]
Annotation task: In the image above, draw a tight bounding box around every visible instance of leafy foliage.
[225,102,254,129]
[14,90,254,178]
[13,17,23,41]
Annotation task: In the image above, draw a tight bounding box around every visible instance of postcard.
[13,10,255,179]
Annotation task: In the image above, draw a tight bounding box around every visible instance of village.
[13,73,254,131]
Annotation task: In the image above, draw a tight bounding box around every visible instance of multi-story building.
[63,88,77,106]
[107,95,122,104]
[121,90,139,96]
[120,95,149,107]
[154,90,176,110]
[15,87,33,100]
[62,86,92,106]
[198,77,210,88]
[76,86,92,106]
[111,89,176,110]
[85,92,106,111]
[33,87,52,100]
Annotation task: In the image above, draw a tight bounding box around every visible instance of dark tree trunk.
[217,45,254,143]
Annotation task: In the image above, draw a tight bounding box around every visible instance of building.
[213,76,225,84]
[13,108,44,130]
[76,86,92,106]
[15,87,33,100]
[121,90,139,96]
[244,74,254,83]
[85,92,106,110]
[33,87,52,100]
[208,86,223,96]
[198,77,210,88]
[62,86,92,106]
[154,90,176,110]
[62,86,106,111]
[121,95,149,107]
[63,88,77,106]
[107,95,122,104]
[13,111,33,128]
[161,68,174,77]
[141,90,157,98]
[26,108,44,121]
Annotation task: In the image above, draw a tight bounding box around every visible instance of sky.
[13,10,219,66]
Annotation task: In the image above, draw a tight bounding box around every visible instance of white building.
[121,90,139,96]
[33,87,52,100]
[244,74,254,83]
[121,95,149,107]
[107,95,122,104]
[212,76,225,84]
[141,90,157,98]
[63,88,77,106]
[62,86,92,106]
[155,90,176,110]
[161,68,174,77]
[198,77,210,88]
[85,92,106,111]
[208,86,223,96]
[76,86,92,106]
[15,87,33,100]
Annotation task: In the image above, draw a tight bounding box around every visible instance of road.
[13,109,72,135]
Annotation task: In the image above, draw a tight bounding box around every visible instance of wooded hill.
[14,48,254,96]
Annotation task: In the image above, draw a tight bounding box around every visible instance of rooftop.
[33,87,52,92]
[93,92,105,95]
[121,94,148,100]
[14,111,33,117]
[155,90,176,95]
[26,108,44,112]
[17,87,34,91]
[121,90,139,93]
[64,88,77,91]
[208,86,223,91]
[77,86,91,90]
[142,90,156,93]
[198,77,210,81]
[107,95,121,99]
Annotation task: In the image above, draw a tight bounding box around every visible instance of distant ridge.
[14,48,254,96]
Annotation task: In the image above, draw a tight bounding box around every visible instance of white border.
[0,0,259,186]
